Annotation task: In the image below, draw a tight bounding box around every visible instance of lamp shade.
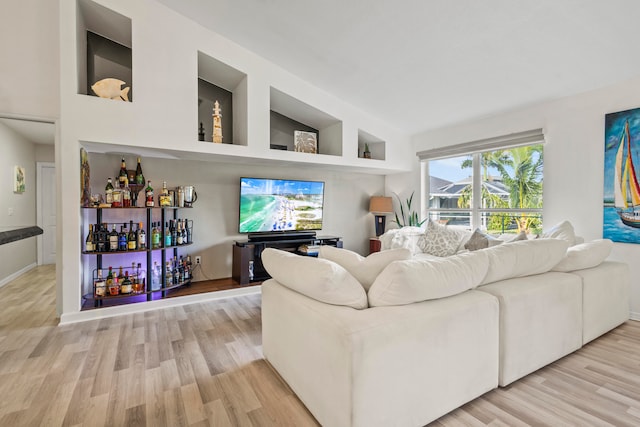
[369,196,393,214]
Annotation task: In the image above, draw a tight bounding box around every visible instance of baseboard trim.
[630,311,640,322]
[59,285,262,325]
[0,263,37,288]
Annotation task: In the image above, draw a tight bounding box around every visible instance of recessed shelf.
[76,0,132,99]
[358,129,386,160]
[270,87,343,156]
[197,51,248,146]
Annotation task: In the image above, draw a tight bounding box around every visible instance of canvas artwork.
[603,107,640,243]
[294,131,318,154]
[14,165,25,193]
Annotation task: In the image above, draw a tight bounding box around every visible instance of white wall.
[0,123,37,284]
[0,0,59,119]
[35,144,55,163]
[399,73,640,319]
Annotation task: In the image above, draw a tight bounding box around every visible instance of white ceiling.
[157,0,640,134]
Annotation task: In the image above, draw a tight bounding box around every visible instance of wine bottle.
[171,220,177,246]
[109,224,119,252]
[135,157,145,185]
[105,178,114,205]
[176,220,184,245]
[128,220,137,250]
[145,181,154,207]
[118,225,128,251]
[137,221,146,250]
[118,157,128,188]
[122,177,131,208]
[85,224,95,252]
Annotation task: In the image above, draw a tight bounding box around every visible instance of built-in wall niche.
[358,129,386,160]
[76,0,132,100]
[197,51,248,146]
[270,87,343,156]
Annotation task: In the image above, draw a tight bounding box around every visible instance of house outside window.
[418,130,544,234]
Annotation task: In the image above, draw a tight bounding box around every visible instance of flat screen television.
[239,177,325,233]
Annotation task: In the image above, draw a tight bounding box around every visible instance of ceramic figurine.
[91,78,130,101]
[212,100,223,143]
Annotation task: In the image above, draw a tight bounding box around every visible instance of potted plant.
[393,191,426,227]
[363,143,372,159]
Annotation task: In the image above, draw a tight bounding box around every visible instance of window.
[419,130,544,234]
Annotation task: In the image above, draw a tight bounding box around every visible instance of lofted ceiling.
[157,0,640,135]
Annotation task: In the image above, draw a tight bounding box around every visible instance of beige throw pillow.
[318,246,411,291]
[368,250,489,307]
[464,228,503,251]
[261,248,368,309]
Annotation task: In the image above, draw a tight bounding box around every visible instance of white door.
[37,162,56,265]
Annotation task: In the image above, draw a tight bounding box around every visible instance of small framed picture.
[14,165,25,193]
[294,131,318,154]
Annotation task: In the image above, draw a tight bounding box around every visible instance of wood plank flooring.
[1,265,639,426]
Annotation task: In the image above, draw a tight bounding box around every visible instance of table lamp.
[369,196,393,237]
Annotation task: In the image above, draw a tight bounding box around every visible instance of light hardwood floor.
[1,265,639,426]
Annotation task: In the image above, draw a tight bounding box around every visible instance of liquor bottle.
[165,261,173,286]
[118,225,128,251]
[151,222,161,249]
[171,220,177,246]
[181,220,188,244]
[164,222,172,247]
[111,180,122,208]
[122,177,131,208]
[109,224,119,252]
[145,181,154,207]
[105,178,114,205]
[159,181,171,206]
[152,261,160,290]
[128,220,137,251]
[85,224,95,252]
[94,269,106,297]
[185,219,192,244]
[117,266,124,283]
[135,157,145,185]
[106,266,117,295]
[96,223,107,252]
[137,221,146,250]
[176,220,184,245]
[118,157,128,188]
[110,275,120,296]
[120,271,132,294]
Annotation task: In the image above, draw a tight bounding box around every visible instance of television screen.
[239,177,325,233]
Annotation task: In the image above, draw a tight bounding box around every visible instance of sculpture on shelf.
[91,78,131,102]
[212,100,223,143]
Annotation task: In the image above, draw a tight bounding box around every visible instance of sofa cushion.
[481,239,570,286]
[318,246,411,291]
[464,229,503,251]
[418,219,463,257]
[261,248,368,309]
[368,250,489,307]
[551,239,613,272]
[540,220,576,246]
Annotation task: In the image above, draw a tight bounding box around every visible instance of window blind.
[416,128,545,161]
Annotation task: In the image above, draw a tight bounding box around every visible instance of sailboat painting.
[604,107,640,243]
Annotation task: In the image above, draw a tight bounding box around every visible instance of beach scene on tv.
[239,178,325,233]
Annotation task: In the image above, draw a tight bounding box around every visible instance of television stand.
[232,234,343,285]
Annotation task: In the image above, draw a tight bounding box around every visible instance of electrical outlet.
[195,256,201,265]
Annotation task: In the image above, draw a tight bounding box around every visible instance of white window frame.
[418,129,545,230]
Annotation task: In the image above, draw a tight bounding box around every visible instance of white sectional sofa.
[260,225,630,427]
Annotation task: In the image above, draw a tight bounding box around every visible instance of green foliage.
[393,191,426,227]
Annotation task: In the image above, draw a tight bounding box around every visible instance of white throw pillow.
[261,248,368,309]
[540,220,576,246]
[419,219,463,257]
[379,226,425,253]
[318,246,411,291]
[552,239,613,272]
[368,250,489,307]
[480,239,570,285]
